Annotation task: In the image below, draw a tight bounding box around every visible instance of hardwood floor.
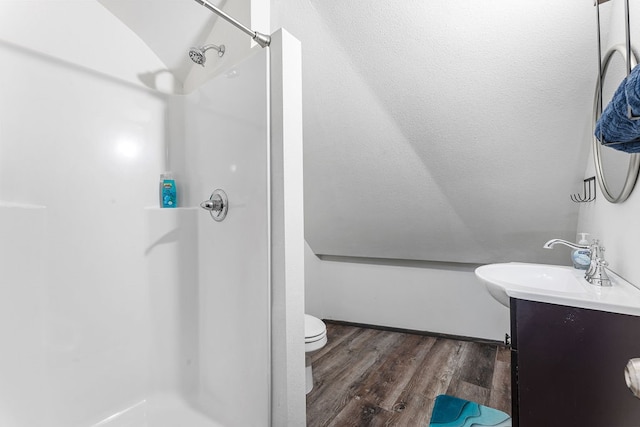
[306,322,511,427]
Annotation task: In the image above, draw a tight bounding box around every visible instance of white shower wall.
[179,49,271,426]
[0,3,298,427]
[0,4,165,424]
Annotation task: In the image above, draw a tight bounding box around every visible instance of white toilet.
[304,314,328,394]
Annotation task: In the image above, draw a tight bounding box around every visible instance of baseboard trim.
[322,319,506,347]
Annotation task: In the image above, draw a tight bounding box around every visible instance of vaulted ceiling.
[275,0,599,264]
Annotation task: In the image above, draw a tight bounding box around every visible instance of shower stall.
[0,2,304,426]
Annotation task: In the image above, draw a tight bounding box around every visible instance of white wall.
[273,1,595,341]
[305,243,509,341]
[0,2,167,425]
[577,0,640,289]
[273,0,597,265]
[578,192,640,288]
[180,49,271,427]
[301,0,640,342]
[98,0,271,94]
[269,30,307,427]
[0,204,46,426]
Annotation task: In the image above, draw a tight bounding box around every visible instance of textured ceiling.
[274,0,599,264]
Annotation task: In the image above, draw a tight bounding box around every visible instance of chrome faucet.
[543,238,612,287]
[543,238,589,251]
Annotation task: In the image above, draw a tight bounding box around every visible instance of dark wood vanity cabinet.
[510,298,640,426]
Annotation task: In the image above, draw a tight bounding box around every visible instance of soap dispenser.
[571,233,591,270]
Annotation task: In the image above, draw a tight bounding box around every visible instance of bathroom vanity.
[474,262,640,426]
[510,298,640,426]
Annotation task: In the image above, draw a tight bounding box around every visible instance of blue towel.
[429,395,511,427]
[626,62,640,114]
[594,64,640,153]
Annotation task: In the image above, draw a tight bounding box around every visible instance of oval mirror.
[593,44,640,203]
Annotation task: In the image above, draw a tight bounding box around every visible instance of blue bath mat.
[429,395,511,427]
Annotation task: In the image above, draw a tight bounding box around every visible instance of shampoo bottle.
[160,172,177,208]
[571,233,591,270]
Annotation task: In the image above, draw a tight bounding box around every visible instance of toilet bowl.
[305,314,327,394]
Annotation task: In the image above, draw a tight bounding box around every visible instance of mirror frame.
[593,44,640,203]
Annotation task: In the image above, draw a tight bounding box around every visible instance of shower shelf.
[0,201,46,209]
[144,206,198,210]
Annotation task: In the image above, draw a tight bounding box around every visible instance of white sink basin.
[476,263,588,307]
[475,262,640,315]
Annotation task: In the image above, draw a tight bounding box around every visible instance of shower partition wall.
[184,48,271,426]
[0,2,304,426]
[142,49,271,427]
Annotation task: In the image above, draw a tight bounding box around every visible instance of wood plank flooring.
[306,322,511,427]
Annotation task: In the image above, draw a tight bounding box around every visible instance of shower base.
[93,393,224,427]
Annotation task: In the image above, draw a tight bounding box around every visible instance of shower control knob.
[200,189,228,222]
[200,199,222,211]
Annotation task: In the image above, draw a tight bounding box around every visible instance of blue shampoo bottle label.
[160,173,177,208]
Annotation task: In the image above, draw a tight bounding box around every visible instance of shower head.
[188,44,225,66]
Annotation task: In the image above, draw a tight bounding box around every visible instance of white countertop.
[476,262,640,316]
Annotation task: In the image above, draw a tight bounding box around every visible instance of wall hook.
[571,176,596,203]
